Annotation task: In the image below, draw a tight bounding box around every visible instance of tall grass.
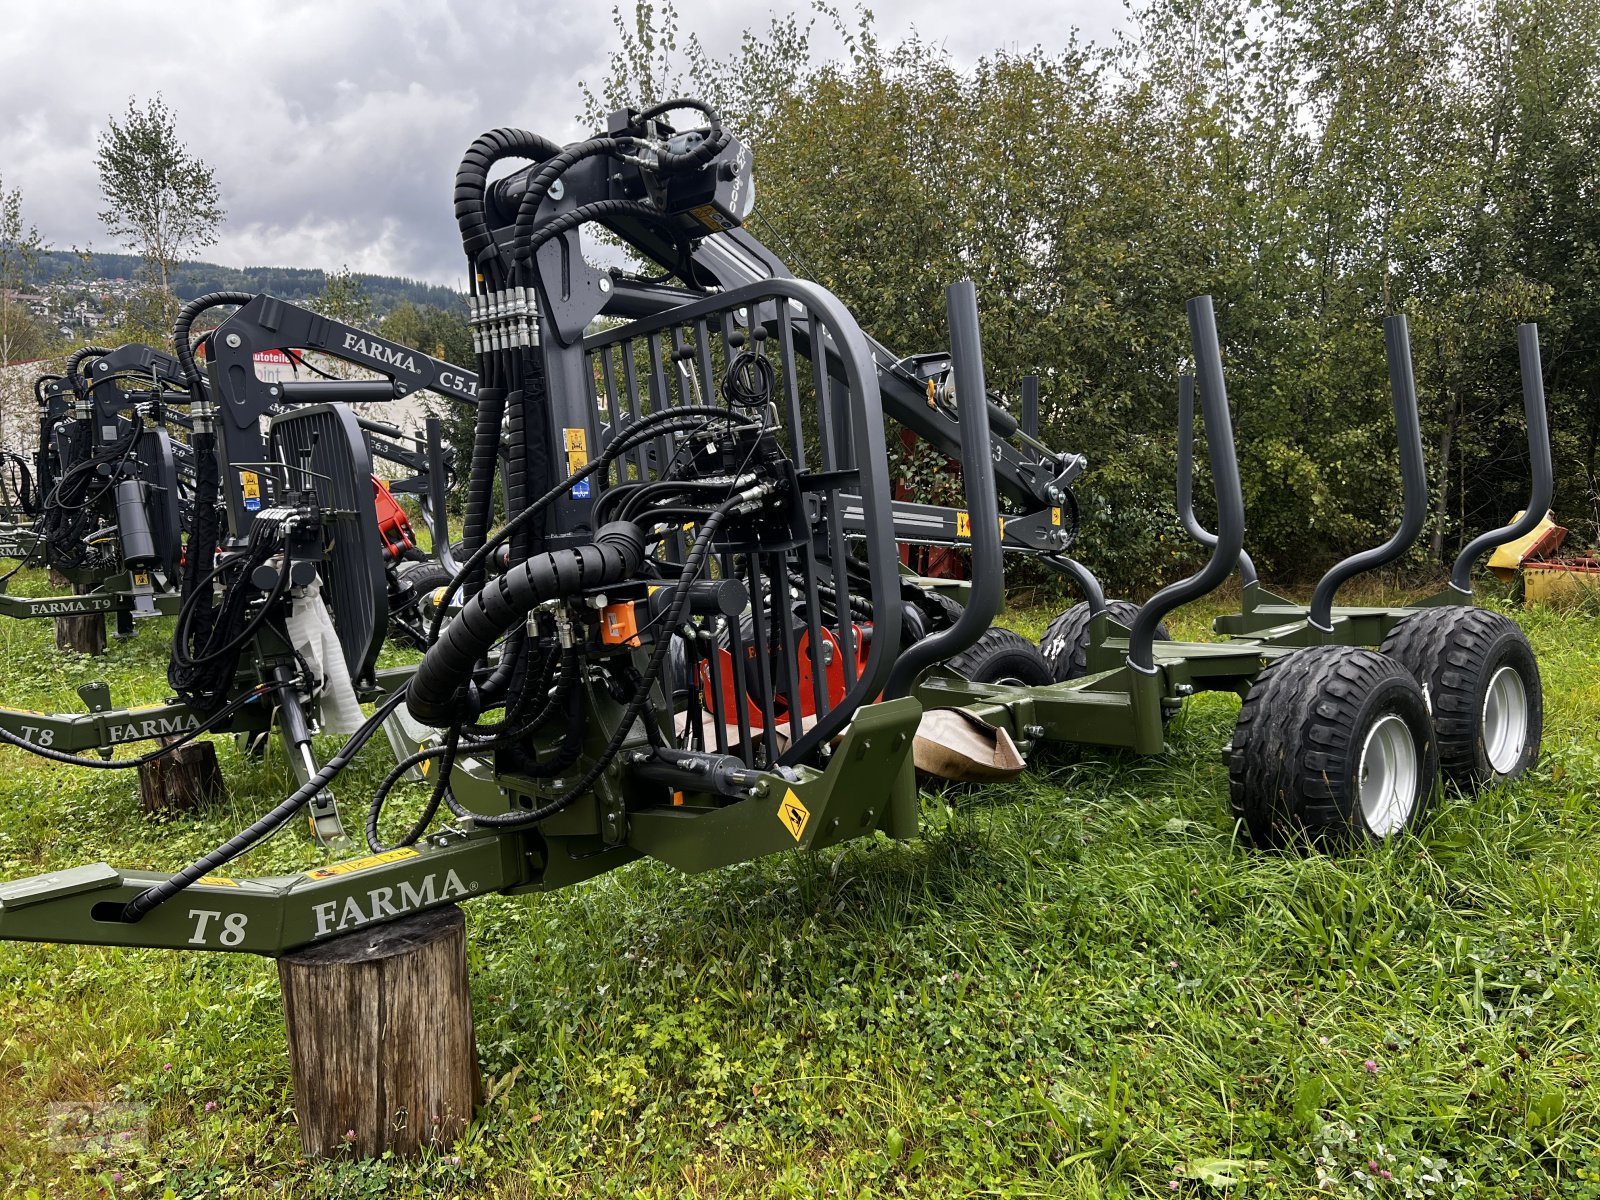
[0,582,1596,1197]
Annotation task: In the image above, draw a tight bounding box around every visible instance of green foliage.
[380,301,476,502]
[0,174,48,363]
[584,0,1600,594]
[311,265,376,328]
[94,95,224,299]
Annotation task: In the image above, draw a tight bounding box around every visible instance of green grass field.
[1,575,1598,1199]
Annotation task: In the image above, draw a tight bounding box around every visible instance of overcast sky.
[0,1,1124,288]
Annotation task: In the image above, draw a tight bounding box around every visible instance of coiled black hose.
[454,128,560,265]
[64,346,112,398]
[173,292,255,385]
[406,521,645,725]
[459,494,742,830]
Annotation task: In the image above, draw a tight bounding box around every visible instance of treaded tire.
[1229,646,1438,849]
[945,628,1054,686]
[1041,599,1170,682]
[388,560,451,650]
[1379,606,1542,793]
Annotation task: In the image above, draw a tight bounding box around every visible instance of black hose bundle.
[120,102,750,923]
[36,414,143,569]
[406,521,644,725]
[168,500,291,715]
[166,292,257,712]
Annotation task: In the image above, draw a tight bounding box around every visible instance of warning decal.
[241,470,261,512]
[955,511,971,539]
[778,790,811,843]
[304,848,418,880]
[565,428,590,498]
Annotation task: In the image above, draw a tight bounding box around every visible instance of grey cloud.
[0,0,1121,285]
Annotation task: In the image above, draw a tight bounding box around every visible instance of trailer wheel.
[1041,600,1169,682]
[946,628,1054,687]
[1379,606,1541,792]
[1230,646,1437,848]
[388,560,450,650]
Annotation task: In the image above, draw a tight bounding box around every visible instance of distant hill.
[32,251,465,314]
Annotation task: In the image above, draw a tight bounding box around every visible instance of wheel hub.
[1358,712,1418,837]
[1482,664,1529,775]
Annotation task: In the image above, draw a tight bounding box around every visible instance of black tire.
[1379,606,1542,793]
[945,628,1054,687]
[1230,646,1438,849]
[1041,599,1170,682]
[388,560,451,650]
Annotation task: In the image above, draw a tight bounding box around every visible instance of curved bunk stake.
[1302,314,1428,633]
[885,280,1005,700]
[1040,553,1107,617]
[1126,298,1246,676]
[1177,374,1259,591]
[1442,323,1554,599]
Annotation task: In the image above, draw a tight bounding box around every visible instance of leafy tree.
[582,0,1600,591]
[94,94,224,314]
[312,265,377,328]
[380,301,476,499]
[0,176,49,455]
[0,175,47,365]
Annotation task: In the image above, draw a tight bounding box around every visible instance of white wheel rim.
[1482,665,1529,775]
[1358,713,1418,837]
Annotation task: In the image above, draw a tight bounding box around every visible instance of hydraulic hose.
[454,128,561,265]
[514,199,686,267]
[633,98,728,172]
[174,292,255,385]
[64,346,113,398]
[463,495,744,831]
[511,137,642,257]
[121,690,408,922]
[406,521,645,725]
[427,406,758,649]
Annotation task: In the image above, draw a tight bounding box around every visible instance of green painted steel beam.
[628,697,922,872]
[0,835,526,956]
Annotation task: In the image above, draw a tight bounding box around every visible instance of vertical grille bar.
[745,552,780,766]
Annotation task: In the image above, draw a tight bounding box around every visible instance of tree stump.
[278,905,479,1158]
[49,571,105,657]
[138,740,226,815]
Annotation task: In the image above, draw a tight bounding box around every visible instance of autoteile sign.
[253,349,297,382]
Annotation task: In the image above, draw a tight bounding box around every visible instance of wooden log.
[278,905,479,1158]
[137,740,226,815]
[49,571,106,657]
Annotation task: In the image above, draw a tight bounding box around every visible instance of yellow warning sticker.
[1051,506,1063,527]
[955,511,971,539]
[778,790,811,843]
[304,848,418,881]
[688,202,736,232]
[240,470,260,501]
[418,741,431,777]
[564,427,588,477]
[132,572,150,586]
[998,517,1006,540]
[196,875,239,888]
